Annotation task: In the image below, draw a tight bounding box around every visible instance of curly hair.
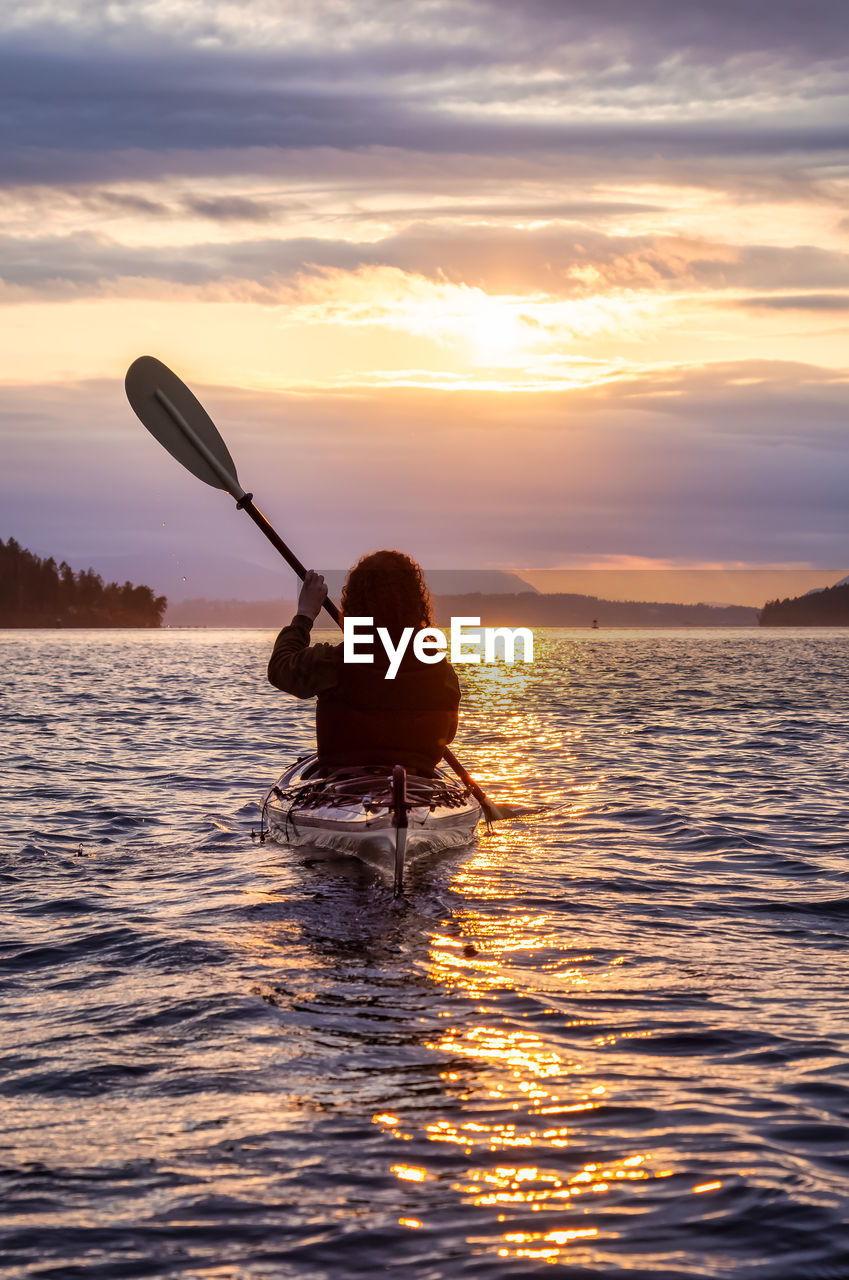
[341,550,433,640]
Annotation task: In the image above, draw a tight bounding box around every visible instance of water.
[2,628,849,1279]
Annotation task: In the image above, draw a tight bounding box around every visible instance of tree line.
[759,583,849,626]
[0,538,167,627]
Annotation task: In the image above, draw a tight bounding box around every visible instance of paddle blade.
[490,802,548,819]
[125,356,243,498]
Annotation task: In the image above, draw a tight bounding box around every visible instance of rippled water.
[2,628,849,1279]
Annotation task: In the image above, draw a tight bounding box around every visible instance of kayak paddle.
[125,355,508,822]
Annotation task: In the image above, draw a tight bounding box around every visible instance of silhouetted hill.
[163,591,758,628]
[165,598,297,627]
[759,583,849,626]
[0,537,167,627]
[316,569,539,599]
[432,592,758,626]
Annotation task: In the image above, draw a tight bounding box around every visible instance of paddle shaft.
[238,496,341,627]
[438,748,496,815]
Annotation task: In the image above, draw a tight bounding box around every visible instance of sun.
[470,303,525,365]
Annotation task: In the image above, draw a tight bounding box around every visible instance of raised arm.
[267,571,339,698]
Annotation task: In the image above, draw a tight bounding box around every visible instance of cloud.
[0,230,364,298]
[9,0,848,67]
[3,360,849,579]
[477,0,849,63]
[3,223,849,304]
[1,0,847,191]
[2,1,847,587]
[181,195,278,222]
[734,293,849,311]
[88,190,174,216]
[587,360,849,451]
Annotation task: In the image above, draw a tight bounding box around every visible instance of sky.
[2,0,849,601]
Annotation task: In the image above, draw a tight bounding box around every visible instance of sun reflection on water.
[259,638,721,1266]
[366,636,689,1265]
[455,634,597,815]
[368,829,684,1266]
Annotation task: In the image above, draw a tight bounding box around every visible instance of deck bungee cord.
[258,756,484,895]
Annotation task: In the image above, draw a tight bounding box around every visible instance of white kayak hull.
[262,755,482,868]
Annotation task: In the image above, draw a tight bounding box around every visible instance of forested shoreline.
[0,538,167,627]
[759,583,849,626]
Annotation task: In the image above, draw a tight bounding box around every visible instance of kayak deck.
[262,755,482,868]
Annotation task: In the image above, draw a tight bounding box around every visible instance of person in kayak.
[267,551,460,775]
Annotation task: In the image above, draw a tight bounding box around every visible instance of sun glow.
[469,303,526,365]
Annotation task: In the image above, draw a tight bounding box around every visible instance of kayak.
[262,755,482,891]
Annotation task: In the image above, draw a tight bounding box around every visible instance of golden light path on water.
[370,642,722,1266]
[8,630,849,1276]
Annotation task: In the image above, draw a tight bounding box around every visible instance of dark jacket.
[267,614,460,774]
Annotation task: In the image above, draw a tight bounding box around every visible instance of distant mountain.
[75,551,293,603]
[75,556,539,603]
[316,569,538,599]
[759,583,849,626]
[165,598,296,627]
[433,593,757,627]
[164,589,757,628]
[804,574,849,597]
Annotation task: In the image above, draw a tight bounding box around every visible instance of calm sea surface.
[2,628,849,1279]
